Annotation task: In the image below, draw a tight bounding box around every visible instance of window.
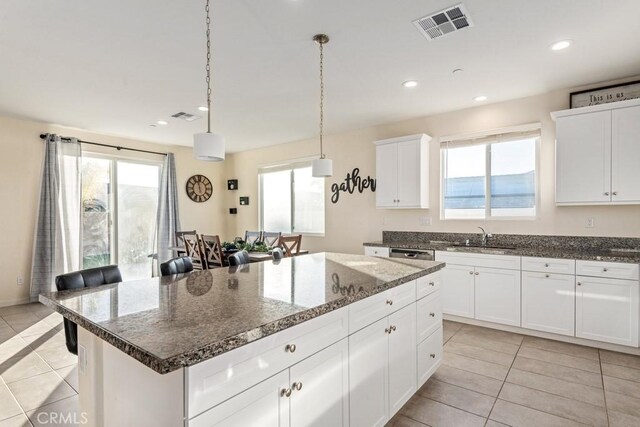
[441,126,539,219]
[81,154,161,280]
[259,162,325,234]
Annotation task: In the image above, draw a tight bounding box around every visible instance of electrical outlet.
[585,218,595,228]
[419,216,432,226]
[16,275,23,286]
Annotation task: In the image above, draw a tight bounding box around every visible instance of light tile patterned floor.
[4,304,640,426]
[389,320,640,427]
[0,303,77,426]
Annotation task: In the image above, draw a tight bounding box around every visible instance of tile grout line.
[598,349,611,427]
[484,331,523,424]
[0,359,33,426]
[508,355,605,390]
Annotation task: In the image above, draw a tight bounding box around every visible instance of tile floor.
[0,303,77,427]
[3,305,640,426]
[389,320,640,427]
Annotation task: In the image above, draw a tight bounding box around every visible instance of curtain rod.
[39,134,167,157]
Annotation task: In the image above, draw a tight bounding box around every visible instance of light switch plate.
[419,216,432,226]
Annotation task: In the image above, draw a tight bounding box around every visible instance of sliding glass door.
[81,155,161,280]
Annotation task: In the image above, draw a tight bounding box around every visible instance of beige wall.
[226,83,640,254]
[0,116,226,306]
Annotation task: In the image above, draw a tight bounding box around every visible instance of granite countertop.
[39,252,444,374]
[364,241,640,264]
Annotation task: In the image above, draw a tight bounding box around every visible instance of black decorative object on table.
[330,167,376,204]
[227,179,238,190]
[240,197,249,206]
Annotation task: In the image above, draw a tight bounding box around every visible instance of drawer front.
[576,260,639,280]
[435,251,521,270]
[387,280,417,314]
[522,257,575,275]
[364,246,390,257]
[417,291,442,343]
[187,307,348,418]
[417,327,443,388]
[417,271,441,299]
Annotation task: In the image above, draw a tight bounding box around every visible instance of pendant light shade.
[194,132,225,161]
[312,158,333,177]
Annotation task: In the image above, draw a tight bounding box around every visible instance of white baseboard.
[444,314,640,356]
[0,296,32,308]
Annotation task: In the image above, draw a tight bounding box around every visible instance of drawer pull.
[390,325,396,332]
[385,327,391,334]
[577,282,582,286]
[603,268,608,272]
[468,271,474,275]
[386,300,393,305]
[475,272,479,276]
[544,263,549,267]
[285,344,297,353]
[430,353,436,359]
[429,312,436,317]
[429,281,435,287]
[292,382,303,391]
[613,192,618,196]
[604,192,610,196]
[281,388,292,397]
[545,274,550,278]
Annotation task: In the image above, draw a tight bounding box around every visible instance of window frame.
[258,159,326,236]
[439,125,541,221]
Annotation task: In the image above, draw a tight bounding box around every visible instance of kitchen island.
[39,252,445,427]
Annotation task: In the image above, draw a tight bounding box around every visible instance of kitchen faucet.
[478,227,492,246]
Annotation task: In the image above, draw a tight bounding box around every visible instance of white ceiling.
[1,0,639,152]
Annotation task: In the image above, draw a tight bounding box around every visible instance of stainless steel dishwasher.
[389,248,435,261]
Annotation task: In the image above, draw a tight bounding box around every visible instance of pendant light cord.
[319,39,325,159]
[205,0,212,133]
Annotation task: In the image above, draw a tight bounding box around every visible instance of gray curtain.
[155,153,181,275]
[30,134,82,300]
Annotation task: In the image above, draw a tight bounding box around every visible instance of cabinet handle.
[285,344,297,353]
[545,274,550,278]
[386,299,393,305]
[468,271,474,275]
[429,281,435,287]
[603,268,608,272]
[391,325,396,331]
[430,353,436,359]
[292,382,303,391]
[544,263,549,267]
[577,282,582,286]
[604,192,610,196]
[429,312,436,317]
[613,192,618,196]
[281,388,292,397]
[475,272,479,276]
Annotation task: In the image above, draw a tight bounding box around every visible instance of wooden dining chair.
[278,234,302,257]
[181,233,206,270]
[245,230,262,245]
[201,234,226,268]
[262,231,282,248]
[175,230,197,257]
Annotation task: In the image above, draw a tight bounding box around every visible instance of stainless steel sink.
[451,244,517,250]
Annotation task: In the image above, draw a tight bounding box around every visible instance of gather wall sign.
[330,167,376,204]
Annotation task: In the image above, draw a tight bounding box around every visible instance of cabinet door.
[556,111,612,204]
[474,267,521,327]
[364,246,390,257]
[349,318,389,427]
[576,276,639,346]
[189,370,289,427]
[388,303,417,417]
[522,272,574,336]
[289,339,349,427]
[441,264,475,318]
[417,291,442,343]
[396,140,421,207]
[612,105,640,202]
[376,143,398,207]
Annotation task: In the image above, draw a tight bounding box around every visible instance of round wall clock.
[186,174,213,203]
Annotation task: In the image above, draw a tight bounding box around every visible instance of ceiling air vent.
[171,112,201,122]
[413,3,473,41]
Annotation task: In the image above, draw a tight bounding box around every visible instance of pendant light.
[194,0,225,161]
[311,34,332,177]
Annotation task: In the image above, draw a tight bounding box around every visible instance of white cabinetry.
[436,251,521,326]
[522,272,575,336]
[552,99,640,205]
[374,134,431,209]
[363,246,390,257]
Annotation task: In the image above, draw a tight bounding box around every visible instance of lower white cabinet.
[363,246,390,257]
[474,267,521,327]
[349,303,417,426]
[522,272,575,336]
[417,327,443,388]
[576,276,640,347]
[190,339,349,427]
[442,264,475,318]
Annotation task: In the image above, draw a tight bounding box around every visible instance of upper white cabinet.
[552,99,640,205]
[374,134,431,209]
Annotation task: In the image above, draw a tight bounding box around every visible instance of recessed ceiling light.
[156,120,168,125]
[402,80,418,88]
[473,95,487,102]
[550,40,572,51]
[198,106,209,112]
